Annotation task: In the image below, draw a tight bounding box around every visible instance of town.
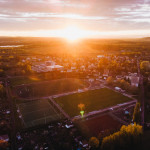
[0,37,150,150]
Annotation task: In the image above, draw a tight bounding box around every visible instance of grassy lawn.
[9,76,42,86]
[18,99,62,128]
[14,78,88,99]
[55,88,132,117]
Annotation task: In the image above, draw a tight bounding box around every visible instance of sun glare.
[61,26,84,42]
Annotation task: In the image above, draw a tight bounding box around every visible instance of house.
[89,78,94,82]
[45,61,55,66]
[126,73,140,87]
[0,134,9,142]
[115,87,121,91]
[99,76,102,79]
[31,64,46,72]
[22,59,25,62]
[32,57,36,60]
[71,66,76,70]
[97,55,104,58]
[103,69,109,77]
[88,64,95,69]
[80,65,85,70]
[78,89,83,93]
[26,57,30,60]
[116,75,123,80]
[67,69,72,72]
[130,76,140,87]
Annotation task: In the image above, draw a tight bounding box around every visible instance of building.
[45,61,55,66]
[126,73,140,87]
[46,65,64,71]
[103,69,109,77]
[89,78,94,82]
[115,87,121,91]
[97,55,104,58]
[130,76,140,87]
[32,60,64,72]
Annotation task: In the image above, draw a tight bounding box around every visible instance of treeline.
[106,76,139,95]
[89,102,142,150]
[89,123,143,150]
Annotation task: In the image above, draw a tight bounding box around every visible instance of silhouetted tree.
[89,137,99,149]
[101,124,142,150]
[133,102,141,124]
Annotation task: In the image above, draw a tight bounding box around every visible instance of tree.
[0,140,9,150]
[128,86,139,95]
[98,58,109,72]
[116,79,130,90]
[106,76,113,85]
[26,64,32,73]
[98,129,113,147]
[21,70,25,74]
[140,61,150,72]
[9,55,14,59]
[120,79,130,90]
[0,84,4,93]
[0,69,5,77]
[101,123,143,150]
[133,102,141,124]
[89,137,99,149]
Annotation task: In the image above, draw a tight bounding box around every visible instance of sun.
[61,26,84,42]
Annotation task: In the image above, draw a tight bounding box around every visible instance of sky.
[0,0,150,38]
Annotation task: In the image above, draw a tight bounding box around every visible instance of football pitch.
[18,99,63,128]
[54,88,132,117]
[15,78,88,99]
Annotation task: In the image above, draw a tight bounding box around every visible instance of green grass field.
[18,99,62,128]
[9,76,43,86]
[15,78,88,99]
[55,88,132,117]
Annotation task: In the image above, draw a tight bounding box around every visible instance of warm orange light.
[61,26,84,42]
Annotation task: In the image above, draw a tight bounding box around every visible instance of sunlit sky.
[0,0,150,38]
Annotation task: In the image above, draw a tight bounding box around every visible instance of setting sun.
[60,26,84,42]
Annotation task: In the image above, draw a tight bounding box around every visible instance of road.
[73,100,137,120]
[49,96,71,119]
[14,81,104,101]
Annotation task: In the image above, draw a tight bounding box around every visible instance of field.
[14,78,88,99]
[9,76,42,86]
[82,114,122,137]
[18,99,63,128]
[54,88,132,117]
[9,73,61,86]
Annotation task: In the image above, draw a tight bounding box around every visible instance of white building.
[67,69,72,72]
[126,73,140,87]
[97,55,104,58]
[103,69,109,77]
[46,65,64,71]
[89,78,94,82]
[32,62,64,72]
[45,61,55,66]
[71,66,76,70]
[115,87,121,91]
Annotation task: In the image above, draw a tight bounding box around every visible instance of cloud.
[0,0,149,37]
